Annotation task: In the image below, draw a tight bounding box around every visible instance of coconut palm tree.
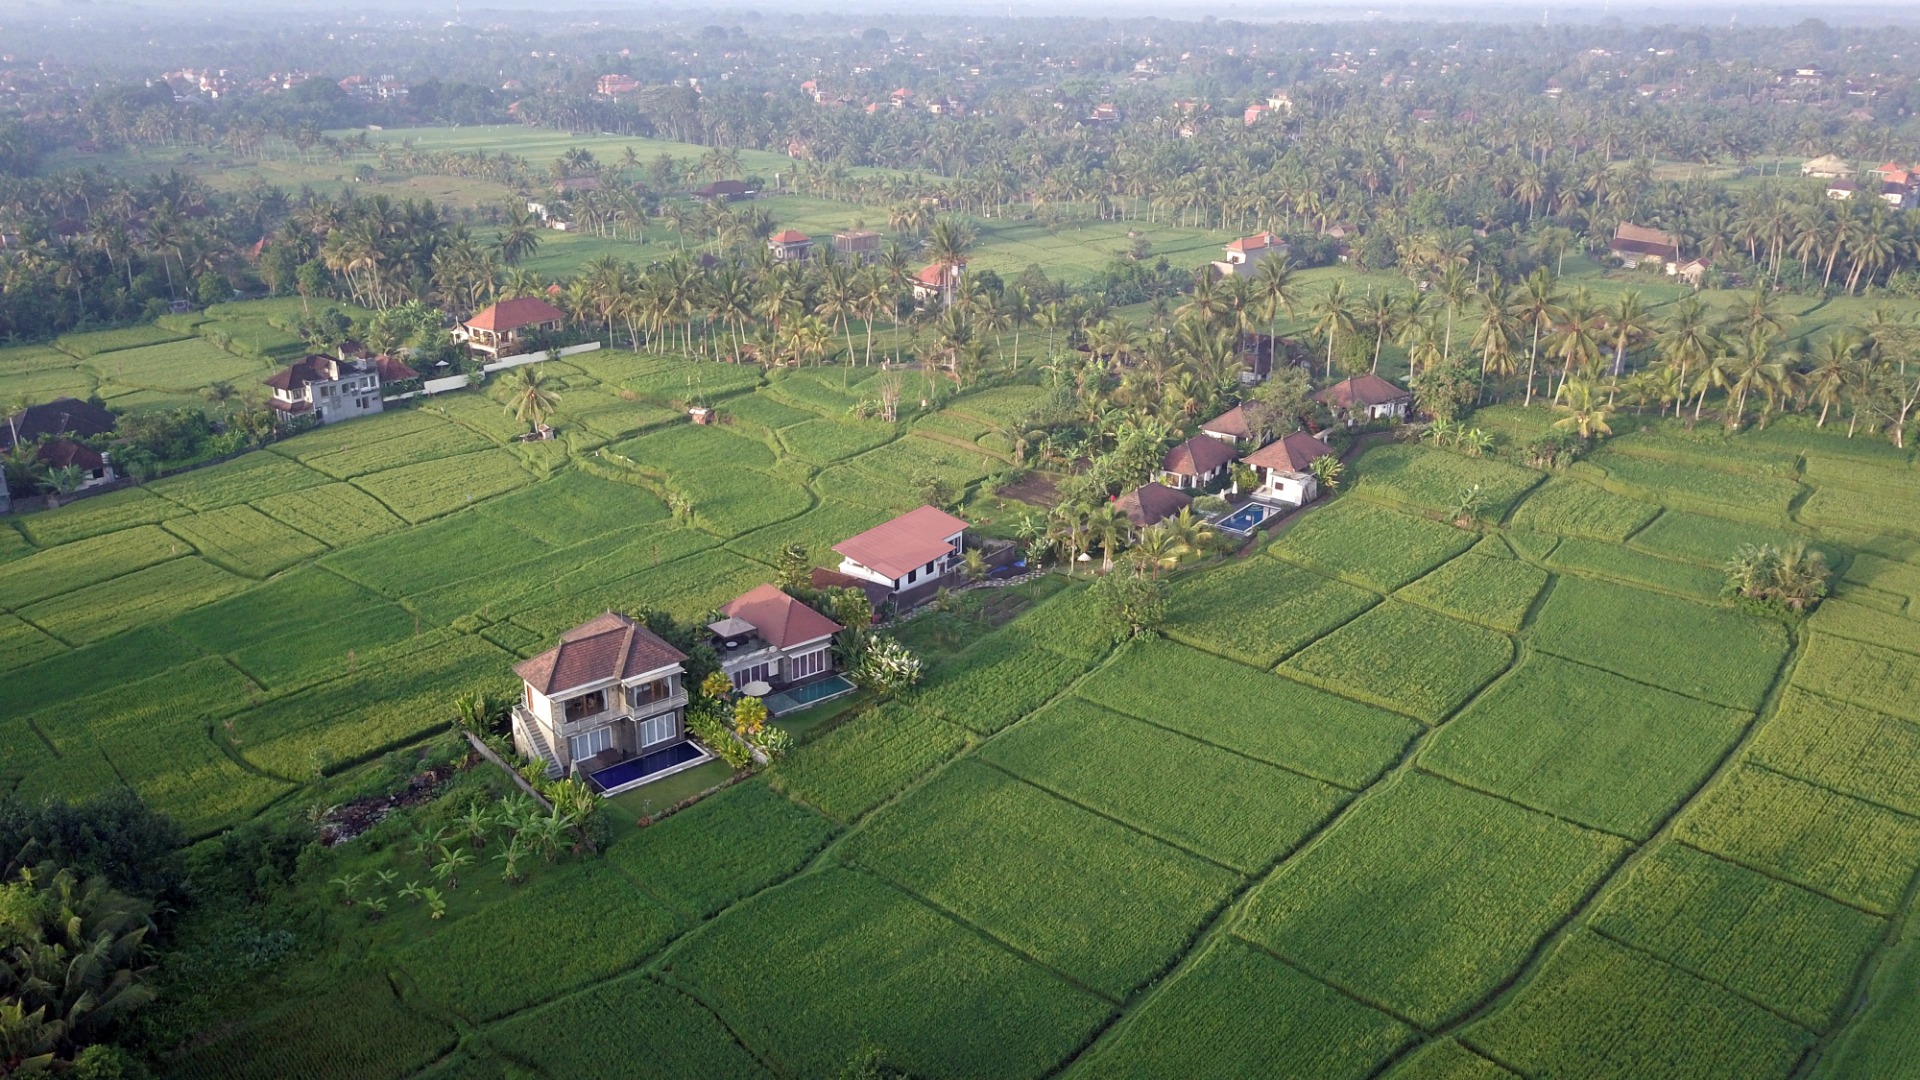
[1310,280,1357,380]
[1552,379,1615,439]
[503,366,560,432]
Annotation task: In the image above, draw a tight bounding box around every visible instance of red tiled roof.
[263,355,342,391]
[1608,222,1681,260]
[833,505,970,581]
[1225,231,1280,253]
[1244,430,1332,474]
[465,297,566,333]
[375,355,419,382]
[1115,482,1192,527]
[722,584,841,649]
[1201,405,1251,439]
[514,612,687,696]
[769,229,811,244]
[35,439,103,470]
[1314,373,1410,408]
[1161,435,1238,477]
[915,263,962,288]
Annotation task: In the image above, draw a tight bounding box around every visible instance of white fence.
[383,342,603,402]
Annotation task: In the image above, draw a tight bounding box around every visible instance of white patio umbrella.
[741,680,772,697]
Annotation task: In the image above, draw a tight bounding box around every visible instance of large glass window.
[563,690,607,722]
[568,725,613,761]
[638,714,675,747]
[630,677,673,707]
[790,650,827,680]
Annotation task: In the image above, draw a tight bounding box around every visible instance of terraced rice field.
[14,373,1920,1080]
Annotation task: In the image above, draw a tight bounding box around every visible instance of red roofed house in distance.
[457,297,567,358]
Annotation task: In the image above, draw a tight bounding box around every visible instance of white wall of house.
[1259,469,1318,506]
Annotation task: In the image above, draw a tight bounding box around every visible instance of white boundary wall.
[384,342,603,401]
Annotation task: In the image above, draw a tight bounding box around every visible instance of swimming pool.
[1213,502,1279,535]
[764,674,857,717]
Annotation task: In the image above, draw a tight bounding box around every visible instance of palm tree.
[497,203,542,266]
[924,216,976,307]
[504,366,560,432]
[1254,256,1300,340]
[1360,289,1402,375]
[1656,296,1718,419]
[1805,331,1862,427]
[1553,379,1615,439]
[1087,504,1131,574]
[1311,280,1357,380]
[1604,291,1653,379]
[1514,268,1564,407]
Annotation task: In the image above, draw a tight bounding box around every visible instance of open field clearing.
[1747,687,1920,814]
[604,781,837,919]
[160,971,457,1080]
[914,629,1091,734]
[400,861,681,1022]
[1396,552,1548,631]
[1813,921,1920,1079]
[1574,453,1801,523]
[1347,444,1543,519]
[1077,637,1419,788]
[80,339,273,394]
[1163,554,1378,666]
[1791,633,1920,725]
[1799,481,1920,540]
[768,703,969,824]
[1672,765,1920,916]
[1273,498,1477,591]
[1383,1040,1520,1080]
[1506,477,1661,540]
[1839,552,1920,607]
[254,481,406,545]
[1279,600,1513,723]
[162,505,331,578]
[1462,930,1817,1080]
[0,524,187,608]
[980,697,1349,872]
[1806,598,1920,653]
[16,487,190,546]
[147,452,332,512]
[1528,577,1788,709]
[20,557,250,645]
[1421,655,1752,838]
[1586,842,1884,1031]
[1541,537,1727,599]
[1072,936,1414,1080]
[349,451,534,523]
[1238,772,1630,1027]
[666,868,1115,1080]
[1627,509,1816,567]
[843,760,1240,999]
[464,975,773,1080]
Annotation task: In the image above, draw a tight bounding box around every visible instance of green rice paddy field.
[8,343,1920,1078]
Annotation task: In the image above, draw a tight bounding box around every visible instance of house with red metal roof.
[1314,373,1412,424]
[1213,231,1287,278]
[511,612,695,789]
[832,505,970,608]
[911,262,965,306]
[458,297,567,358]
[768,229,814,263]
[709,584,843,693]
[1160,435,1238,490]
[1243,429,1334,505]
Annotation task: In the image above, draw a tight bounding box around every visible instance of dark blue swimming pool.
[1214,503,1276,535]
[588,741,708,793]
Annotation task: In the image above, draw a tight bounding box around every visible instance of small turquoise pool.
[764,674,857,716]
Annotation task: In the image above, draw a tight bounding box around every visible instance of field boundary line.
[851,865,1127,1006]
[968,756,1265,878]
[1666,838,1902,919]
[1410,765,1643,845]
[1741,759,1920,823]
[1076,694,1372,792]
[1371,604,1809,1074]
[1584,923,1826,1035]
[1770,683,1920,732]
[1530,646,1772,713]
[24,718,60,758]
[1231,932,1431,1032]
